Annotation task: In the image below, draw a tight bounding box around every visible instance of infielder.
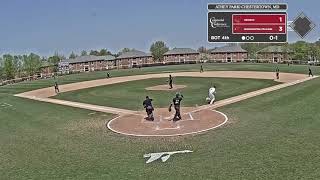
[309,67,314,77]
[168,74,173,89]
[169,92,183,121]
[200,64,204,73]
[275,67,280,80]
[54,81,60,94]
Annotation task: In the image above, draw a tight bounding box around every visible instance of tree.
[89,50,100,56]
[150,41,169,61]
[291,41,309,60]
[99,48,111,56]
[241,43,270,59]
[69,51,77,59]
[198,46,207,53]
[23,53,41,76]
[48,52,63,65]
[3,54,15,79]
[308,44,320,61]
[13,55,23,77]
[315,39,320,46]
[117,48,134,56]
[0,57,4,80]
[81,50,88,56]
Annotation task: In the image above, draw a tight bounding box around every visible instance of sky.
[0,0,319,57]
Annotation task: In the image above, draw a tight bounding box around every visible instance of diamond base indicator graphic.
[290,13,315,38]
[208,3,287,43]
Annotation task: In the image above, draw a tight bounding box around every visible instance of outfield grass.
[53,77,279,110]
[1,63,320,179]
[1,63,318,95]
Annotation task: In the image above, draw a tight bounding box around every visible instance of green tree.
[291,41,309,60]
[89,50,100,56]
[309,44,320,61]
[13,55,23,77]
[150,41,169,61]
[3,54,15,79]
[23,53,41,76]
[0,57,4,80]
[99,49,111,56]
[48,52,63,65]
[81,50,88,56]
[117,48,134,56]
[69,51,77,59]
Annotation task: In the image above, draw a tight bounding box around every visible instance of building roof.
[164,48,198,55]
[62,55,115,64]
[209,46,247,53]
[117,50,151,59]
[257,46,293,53]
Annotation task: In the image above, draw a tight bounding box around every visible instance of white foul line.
[188,113,194,120]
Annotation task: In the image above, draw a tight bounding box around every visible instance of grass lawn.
[53,77,279,110]
[1,63,320,179]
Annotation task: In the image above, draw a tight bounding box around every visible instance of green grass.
[1,63,320,179]
[1,63,318,95]
[54,77,279,110]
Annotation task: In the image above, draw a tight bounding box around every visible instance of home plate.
[155,125,180,131]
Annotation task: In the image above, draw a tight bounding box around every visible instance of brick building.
[60,55,116,73]
[116,50,153,68]
[163,48,199,64]
[209,46,248,62]
[40,61,55,77]
[257,46,293,63]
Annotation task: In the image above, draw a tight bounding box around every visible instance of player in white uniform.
[206,86,216,104]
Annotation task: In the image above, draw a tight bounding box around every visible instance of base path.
[14,71,317,137]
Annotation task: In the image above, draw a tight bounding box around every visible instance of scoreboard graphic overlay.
[208,4,288,43]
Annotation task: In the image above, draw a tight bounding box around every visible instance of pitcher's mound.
[146,84,187,91]
[107,107,228,137]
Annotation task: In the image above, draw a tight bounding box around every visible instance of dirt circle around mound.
[145,84,187,91]
[107,107,228,137]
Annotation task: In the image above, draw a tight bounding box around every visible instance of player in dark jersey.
[200,64,204,73]
[309,67,314,77]
[107,72,111,78]
[143,96,154,121]
[275,67,280,80]
[169,93,183,121]
[168,74,173,89]
[54,81,59,94]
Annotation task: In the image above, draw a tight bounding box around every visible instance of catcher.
[169,92,183,121]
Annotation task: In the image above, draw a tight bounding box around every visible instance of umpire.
[143,96,154,121]
[169,92,183,121]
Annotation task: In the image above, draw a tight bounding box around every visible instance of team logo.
[209,17,229,29]
[143,150,193,163]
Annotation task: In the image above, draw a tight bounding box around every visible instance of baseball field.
[1,63,320,179]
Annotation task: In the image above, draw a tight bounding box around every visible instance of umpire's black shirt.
[143,99,153,107]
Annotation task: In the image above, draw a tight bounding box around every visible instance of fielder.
[206,85,216,104]
[167,75,173,89]
[54,81,60,94]
[309,67,314,77]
